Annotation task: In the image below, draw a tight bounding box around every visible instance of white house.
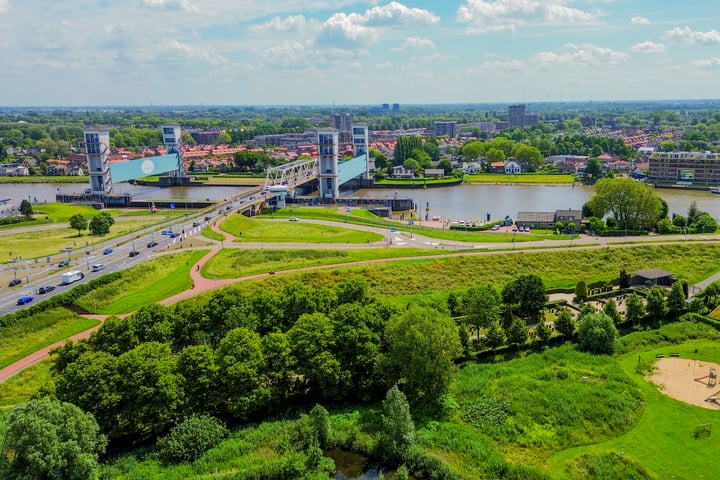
[504,161,521,174]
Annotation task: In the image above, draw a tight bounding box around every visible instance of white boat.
[711,187,720,194]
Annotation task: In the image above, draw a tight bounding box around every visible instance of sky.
[1,0,719,106]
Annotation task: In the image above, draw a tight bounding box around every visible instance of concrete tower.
[84,128,111,195]
[351,123,370,178]
[317,128,339,200]
[161,124,183,176]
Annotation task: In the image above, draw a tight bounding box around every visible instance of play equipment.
[694,367,717,386]
[636,356,651,374]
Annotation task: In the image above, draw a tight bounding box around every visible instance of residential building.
[648,151,720,184]
[508,104,526,128]
[433,121,457,138]
[504,161,521,174]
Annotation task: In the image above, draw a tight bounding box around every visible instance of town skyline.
[1,1,719,106]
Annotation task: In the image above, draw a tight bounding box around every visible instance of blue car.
[17,296,34,306]
[103,248,113,255]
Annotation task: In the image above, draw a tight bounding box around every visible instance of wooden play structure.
[694,366,717,387]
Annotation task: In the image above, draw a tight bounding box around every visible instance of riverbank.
[464,173,577,184]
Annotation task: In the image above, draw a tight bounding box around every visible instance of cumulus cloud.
[457,0,602,34]
[316,2,438,49]
[534,43,629,66]
[631,16,651,25]
[165,41,230,66]
[663,27,720,44]
[140,0,199,14]
[250,15,317,33]
[260,41,308,68]
[393,37,435,51]
[630,41,665,54]
[691,57,720,68]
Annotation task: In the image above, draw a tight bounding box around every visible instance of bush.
[404,444,461,480]
[157,415,228,464]
[577,312,618,355]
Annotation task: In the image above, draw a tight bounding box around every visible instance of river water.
[3,182,719,223]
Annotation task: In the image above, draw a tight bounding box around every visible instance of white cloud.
[393,37,435,51]
[663,27,720,45]
[363,2,440,26]
[316,2,438,50]
[630,41,665,54]
[0,0,8,13]
[250,15,318,33]
[534,43,629,66]
[457,0,603,34]
[631,16,651,25]
[160,41,231,67]
[140,0,200,14]
[691,57,720,68]
[260,41,308,68]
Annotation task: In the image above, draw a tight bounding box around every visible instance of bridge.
[263,153,368,190]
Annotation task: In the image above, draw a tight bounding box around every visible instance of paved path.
[2,216,720,383]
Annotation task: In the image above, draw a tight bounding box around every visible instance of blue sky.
[1,0,719,106]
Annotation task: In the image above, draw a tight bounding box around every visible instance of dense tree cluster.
[51,276,461,445]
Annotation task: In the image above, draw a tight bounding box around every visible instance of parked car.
[129,251,140,257]
[103,248,113,255]
[39,285,55,294]
[17,296,34,306]
[8,278,21,287]
[58,260,69,268]
[147,241,158,248]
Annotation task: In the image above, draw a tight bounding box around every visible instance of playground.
[651,357,720,410]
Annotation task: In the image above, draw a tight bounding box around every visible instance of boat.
[711,187,720,194]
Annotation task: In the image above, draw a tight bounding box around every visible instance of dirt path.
[2,216,720,383]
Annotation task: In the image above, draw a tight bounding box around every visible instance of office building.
[648,151,720,184]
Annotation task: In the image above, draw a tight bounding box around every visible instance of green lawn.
[202,247,439,279]
[0,176,90,183]
[465,173,577,184]
[220,213,383,244]
[0,360,53,409]
[74,250,208,314]
[548,335,720,480]
[0,308,98,370]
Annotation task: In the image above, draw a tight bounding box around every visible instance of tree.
[486,147,505,164]
[666,281,687,319]
[584,157,603,179]
[309,404,331,449]
[157,415,227,464]
[216,327,269,417]
[692,213,718,233]
[69,214,88,236]
[461,141,485,161]
[588,178,663,230]
[645,286,667,322]
[687,201,701,225]
[535,321,552,344]
[625,293,645,326]
[506,317,529,349]
[484,320,507,349]
[574,280,588,300]
[381,306,462,404]
[437,158,453,176]
[288,313,341,398]
[464,284,501,335]
[381,385,415,462]
[672,214,687,228]
[514,144,543,171]
[577,312,618,354]
[19,199,33,219]
[502,274,548,321]
[1,397,107,480]
[89,212,115,236]
[393,135,422,165]
[554,308,576,337]
[603,298,622,325]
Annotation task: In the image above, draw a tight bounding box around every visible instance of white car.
[289,217,299,222]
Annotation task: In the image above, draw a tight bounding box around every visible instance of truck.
[61,270,84,285]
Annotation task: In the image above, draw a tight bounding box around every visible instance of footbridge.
[263,153,368,190]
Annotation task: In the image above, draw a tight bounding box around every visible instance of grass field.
[220,213,383,244]
[202,247,440,279]
[0,176,89,183]
[74,250,207,314]
[0,308,98,370]
[465,173,577,184]
[0,360,52,409]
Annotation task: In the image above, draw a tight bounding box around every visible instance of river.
[2,182,719,223]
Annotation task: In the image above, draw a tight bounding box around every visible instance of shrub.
[157,415,228,464]
[577,312,618,355]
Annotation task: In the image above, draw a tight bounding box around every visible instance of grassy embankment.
[465,173,577,184]
[74,250,207,315]
[254,206,575,244]
[220,212,384,244]
[0,176,89,183]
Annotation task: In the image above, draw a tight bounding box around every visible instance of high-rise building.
[433,121,457,138]
[508,104,526,128]
[161,124,183,176]
[317,128,339,200]
[392,103,400,114]
[352,123,370,179]
[332,113,353,132]
[84,128,111,194]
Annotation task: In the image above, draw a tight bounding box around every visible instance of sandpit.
[650,357,720,410]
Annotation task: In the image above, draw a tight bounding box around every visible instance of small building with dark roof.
[631,268,677,286]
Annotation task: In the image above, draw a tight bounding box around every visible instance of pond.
[325,448,402,480]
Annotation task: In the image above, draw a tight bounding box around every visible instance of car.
[103,248,113,255]
[17,296,34,306]
[170,232,180,238]
[512,226,518,232]
[204,216,212,221]
[192,221,200,227]
[92,263,104,272]
[8,278,21,287]
[38,285,55,294]
[147,241,158,248]
[58,260,69,268]
[129,251,140,257]
[289,217,299,222]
